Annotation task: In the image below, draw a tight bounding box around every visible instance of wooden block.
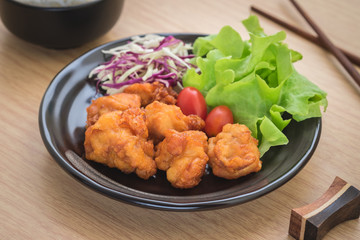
[288,176,360,240]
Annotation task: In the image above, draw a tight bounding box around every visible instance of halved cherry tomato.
[176,87,207,120]
[205,105,234,137]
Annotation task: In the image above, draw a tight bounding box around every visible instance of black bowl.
[0,0,124,49]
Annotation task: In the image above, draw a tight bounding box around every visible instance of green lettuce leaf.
[183,15,327,156]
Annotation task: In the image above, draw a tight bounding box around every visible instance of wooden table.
[1,0,359,239]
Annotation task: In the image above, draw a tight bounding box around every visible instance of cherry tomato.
[176,87,207,120]
[205,105,234,137]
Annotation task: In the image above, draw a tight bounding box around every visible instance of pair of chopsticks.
[251,0,360,88]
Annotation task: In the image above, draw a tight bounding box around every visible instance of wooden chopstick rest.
[289,176,360,240]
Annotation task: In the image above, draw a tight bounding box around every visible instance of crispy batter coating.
[208,123,262,180]
[123,82,178,106]
[84,108,156,180]
[144,101,205,143]
[155,129,208,189]
[86,93,141,127]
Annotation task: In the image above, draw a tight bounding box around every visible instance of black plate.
[39,33,321,211]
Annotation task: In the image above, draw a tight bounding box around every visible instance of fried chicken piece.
[84,108,156,180]
[144,101,205,143]
[86,93,141,127]
[208,123,262,180]
[123,82,178,106]
[155,129,208,189]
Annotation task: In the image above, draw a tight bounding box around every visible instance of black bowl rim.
[39,33,322,211]
[5,0,104,10]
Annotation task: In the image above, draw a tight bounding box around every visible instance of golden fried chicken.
[86,93,141,127]
[84,108,156,180]
[144,101,205,143]
[123,82,178,106]
[208,123,262,180]
[155,129,208,189]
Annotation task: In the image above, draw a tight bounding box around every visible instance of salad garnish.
[89,34,194,95]
[183,15,328,156]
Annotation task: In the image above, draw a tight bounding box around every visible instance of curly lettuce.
[183,15,327,156]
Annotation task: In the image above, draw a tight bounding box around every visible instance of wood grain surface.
[0,0,359,239]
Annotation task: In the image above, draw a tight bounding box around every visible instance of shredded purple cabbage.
[89,34,195,95]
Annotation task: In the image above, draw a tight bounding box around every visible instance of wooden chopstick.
[289,0,360,87]
[250,5,360,67]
